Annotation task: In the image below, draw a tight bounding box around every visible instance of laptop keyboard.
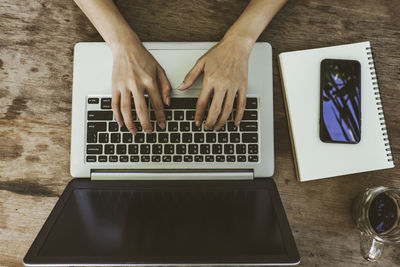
[85,96,259,163]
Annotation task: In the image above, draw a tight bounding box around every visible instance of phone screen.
[320,59,361,143]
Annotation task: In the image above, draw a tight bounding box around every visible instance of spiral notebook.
[278,41,394,182]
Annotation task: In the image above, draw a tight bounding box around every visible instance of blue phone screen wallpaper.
[321,60,361,143]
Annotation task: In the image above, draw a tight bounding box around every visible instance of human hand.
[177,36,253,130]
[110,38,171,134]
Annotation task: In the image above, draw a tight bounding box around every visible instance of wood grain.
[1,0,399,266]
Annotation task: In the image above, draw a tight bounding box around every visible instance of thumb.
[178,58,205,90]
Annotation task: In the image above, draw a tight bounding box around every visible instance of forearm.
[224,0,287,47]
[73,0,140,53]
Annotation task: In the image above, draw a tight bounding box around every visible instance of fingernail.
[195,120,201,127]
[204,125,210,130]
[129,129,136,135]
[166,96,170,106]
[146,129,152,134]
[177,82,184,90]
[159,122,166,129]
[235,120,241,127]
[117,122,123,127]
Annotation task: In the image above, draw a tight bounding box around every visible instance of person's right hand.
[110,38,171,134]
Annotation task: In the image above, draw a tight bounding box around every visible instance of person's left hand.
[177,37,253,130]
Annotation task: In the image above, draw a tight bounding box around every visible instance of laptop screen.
[25,179,299,265]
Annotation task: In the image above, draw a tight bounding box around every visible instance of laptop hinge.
[90,170,253,181]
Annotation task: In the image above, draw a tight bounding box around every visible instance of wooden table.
[1,0,399,266]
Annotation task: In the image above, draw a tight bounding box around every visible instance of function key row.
[88,97,258,110]
[87,154,259,163]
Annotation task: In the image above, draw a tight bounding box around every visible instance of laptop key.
[111,133,121,143]
[242,133,258,143]
[168,98,197,109]
[218,133,228,143]
[168,122,178,132]
[227,155,236,162]
[130,155,139,162]
[116,144,126,154]
[230,133,240,143]
[170,133,180,143]
[128,144,138,154]
[194,155,204,162]
[240,122,258,132]
[180,122,190,132]
[101,98,112,109]
[152,144,162,154]
[186,111,195,120]
[140,144,150,154]
[165,110,173,120]
[98,156,107,162]
[248,155,258,162]
[205,155,214,162]
[158,133,169,143]
[238,155,246,162]
[104,144,115,154]
[227,121,237,131]
[164,144,174,154]
[123,133,132,143]
[150,111,156,120]
[176,144,186,154]
[134,122,143,132]
[88,98,99,104]
[216,155,225,162]
[109,155,118,162]
[182,133,192,143]
[120,125,129,132]
[86,156,96,162]
[206,133,216,143]
[236,144,246,154]
[152,155,161,162]
[243,110,258,120]
[173,155,182,162]
[194,133,204,143]
[135,133,145,143]
[88,111,113,120]
[192,122,202,132]
[156,123,166,132]
[141,156,150,162]
[224,144,234,154]
[120,155,129,162]
[174,111,184,120]
[212,144,222,154]
[87,131,97,143]
[184,155,193,162]
[86,145,102,154]
[188,144,198,154]
[200,144,210,154]
[99,133,109,143]
[248,144,258,154]
[146,133,157,143]
[108,122,119,132]
[87,122,106,132]
[246,98,258,109]
[162,155,172,162]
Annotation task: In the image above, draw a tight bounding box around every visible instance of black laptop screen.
[38,186,287,258]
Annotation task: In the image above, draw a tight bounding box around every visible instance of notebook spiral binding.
[366,46,393,162]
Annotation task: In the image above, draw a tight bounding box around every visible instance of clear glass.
[352,186,400,262]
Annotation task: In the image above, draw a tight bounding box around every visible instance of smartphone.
[320,59,361,144]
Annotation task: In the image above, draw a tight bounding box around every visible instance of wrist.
[108,30,142,57]
[222,30,255,54]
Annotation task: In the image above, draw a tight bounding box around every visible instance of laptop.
[24,42,300,266]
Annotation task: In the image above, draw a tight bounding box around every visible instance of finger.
[147,82,166,129]
[178,58,205,90]
[195,82,213,126]
[234,88,247,126]
[214,89,237,131]
[205,88,227,130]
[111,89,124,127]
[131,89,153,134]
[157,66,172,106]
[120,90,137,134]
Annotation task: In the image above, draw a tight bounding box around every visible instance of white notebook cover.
[278,41,394,182]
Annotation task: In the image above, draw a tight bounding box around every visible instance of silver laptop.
[24,42,299,266]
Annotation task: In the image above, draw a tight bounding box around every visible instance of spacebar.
[166,98,197,109]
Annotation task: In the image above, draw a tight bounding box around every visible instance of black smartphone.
[320,59,361,144]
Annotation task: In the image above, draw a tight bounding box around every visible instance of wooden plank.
[0,0,399,266]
